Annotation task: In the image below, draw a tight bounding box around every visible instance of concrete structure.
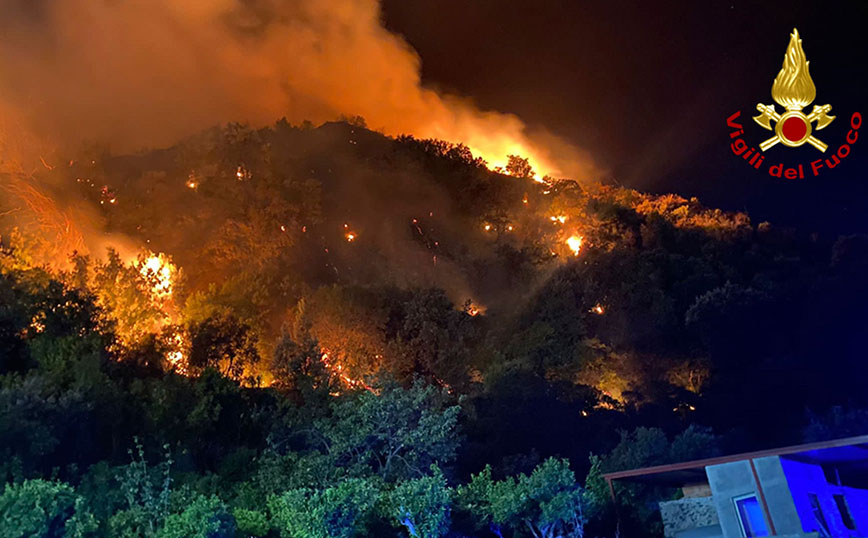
[604,435,868,538]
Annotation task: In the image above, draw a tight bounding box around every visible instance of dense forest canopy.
[1,119,867,537]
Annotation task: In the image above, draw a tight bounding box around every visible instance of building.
[603,435,868,538]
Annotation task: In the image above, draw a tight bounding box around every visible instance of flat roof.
[603,434,868,487]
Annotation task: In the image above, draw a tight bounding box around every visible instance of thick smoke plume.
[0,0,596,179]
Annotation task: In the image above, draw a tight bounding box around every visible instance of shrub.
[0,479,97,538]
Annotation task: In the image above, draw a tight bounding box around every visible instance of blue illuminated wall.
[705,457,802,538]
[779,457,868,537]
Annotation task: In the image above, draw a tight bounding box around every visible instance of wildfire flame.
[566,235,583,256]
[137,253,176,300]
[133,252,188,374]
[321,351,372,392]
[772,28,816,111]
[464,300,484,317]
[165,332,188,375]
[1,176,87,267]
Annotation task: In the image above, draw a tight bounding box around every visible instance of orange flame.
[566,235,583,256]
[1,176,86,267]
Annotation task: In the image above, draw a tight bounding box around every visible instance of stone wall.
[660,496,720,538]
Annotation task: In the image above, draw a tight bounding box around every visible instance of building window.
[808,493,832,537]
[734,495,769,537]
[834,493,856,530]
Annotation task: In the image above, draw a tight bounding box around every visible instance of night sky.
[383,1,868,235]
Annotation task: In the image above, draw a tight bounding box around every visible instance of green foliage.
[0,261,102,375]
[250,451,340,496]
[584,426,720,533]
[386,466,451,538]
[233,508,269,537]
[109,439,173,537]
[75,462,125,524]
[0,479,97,538]
[157,494,235,538]
[670,424,720,463]
[458,458,585,538]
[321,378,460,481]
[0,375,94,482]
[270,330,331,398]
[28,335,106,392]
[267,478,380,538]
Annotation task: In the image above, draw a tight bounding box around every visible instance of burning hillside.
[1,115,863,538]
[1,118,749,385]
[2,6,868,538]
[0,0,748,386]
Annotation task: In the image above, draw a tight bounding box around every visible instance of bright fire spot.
[280,225,286,232]
[566,235,583,256]
[137,253,176,299]
[550,215,567,224]
[99,186,117,205]
[522,193,529,205]
[321,351,372,392]
[483,223,492,232]
[166,332,188,375]
[507,224,514,232]
[186,180,197,189]
[345,232,357,242]
[29,313,46,334]
[236,165,251,181]
[127,252,187,373]
[590,304,605,315]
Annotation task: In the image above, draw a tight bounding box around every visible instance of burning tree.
[505,154,535,179]
[86,250,179,346]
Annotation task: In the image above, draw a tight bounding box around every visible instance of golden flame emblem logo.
[754,29,835,152]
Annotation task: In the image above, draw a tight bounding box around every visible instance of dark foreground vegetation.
[2,120,867,537]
